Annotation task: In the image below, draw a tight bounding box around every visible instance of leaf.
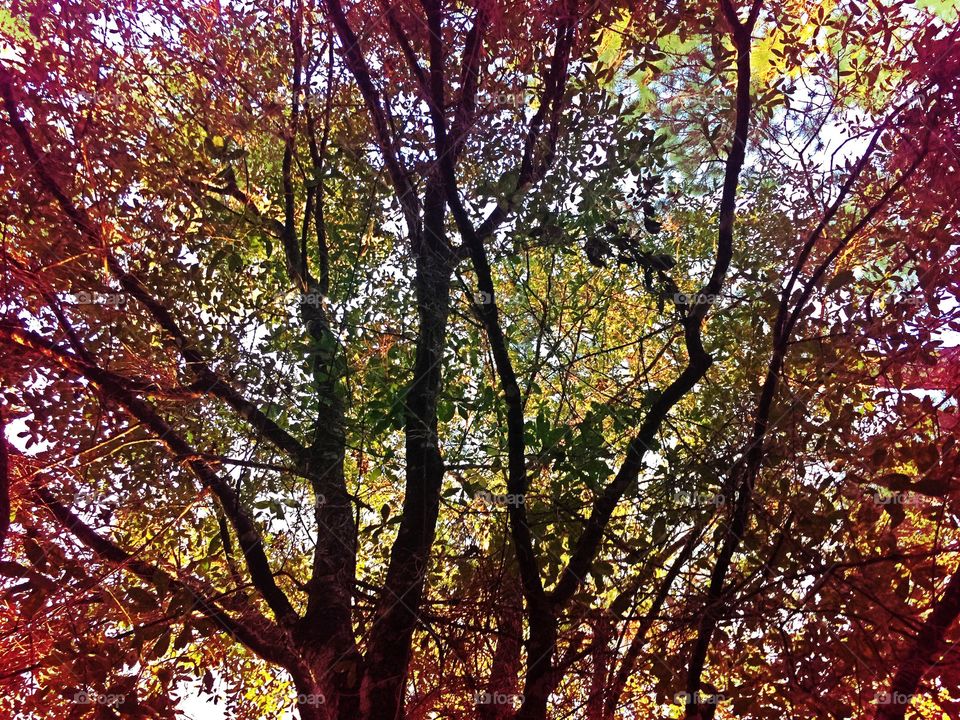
[125,587,158,613]
[884,502,906,528]
[877,473,912,491]
[202,670,214,694]
[173,623,194,651]
[826,269,856,294]
[147,629,172,660]
[895,576,911,602]
[23,538,47,570]
[652,517,667,542]
[609,591,633,618]
[911,477,951,497]
[912,445,939,472]
[438,401,454,423]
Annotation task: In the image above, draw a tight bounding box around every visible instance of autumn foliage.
[1,0,959,718]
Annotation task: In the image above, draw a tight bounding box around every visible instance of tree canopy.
[1,0,959,718]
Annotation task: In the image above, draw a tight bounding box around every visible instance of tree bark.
[585,613,613,720]
[875,572,960,720]
[478,556,524,720]
[360,184,454,720]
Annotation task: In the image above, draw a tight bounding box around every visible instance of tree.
[1,0,959,718]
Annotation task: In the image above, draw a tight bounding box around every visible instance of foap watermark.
[474,691,523,708]
[73,690,125,707]
[868,491,922,506]
[474,490,525,508]
[875,691,913,706]
[671,292,721,307]
[72,291,126,306]
[881,293,923,307]
[299,292,325,307]
[478,90,532,108]
[675,691,728,706]
[672,490,725,507]
[297,693,326,706]
[66,89,129,109]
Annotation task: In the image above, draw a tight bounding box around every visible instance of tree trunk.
[875,572,960,720]
[478,559,524,720]
[360,185,454,720]
[585,613,613,720]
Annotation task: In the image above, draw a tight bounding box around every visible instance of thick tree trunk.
[513,614,558,720]
[875,572,960,720]
[478,559,524,720]
[360,186,454,720]
[294,673,337,720]
[296,292,363,719]
[585,613,613,720]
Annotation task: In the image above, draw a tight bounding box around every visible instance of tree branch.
[322,0,420,230]
[0,67,310,469]
[683,118,928,720]
[1,322,299,626]
[32,484,295,668]
[282,0,309,288]
[551,1,759,611]
[875,572,960,720]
